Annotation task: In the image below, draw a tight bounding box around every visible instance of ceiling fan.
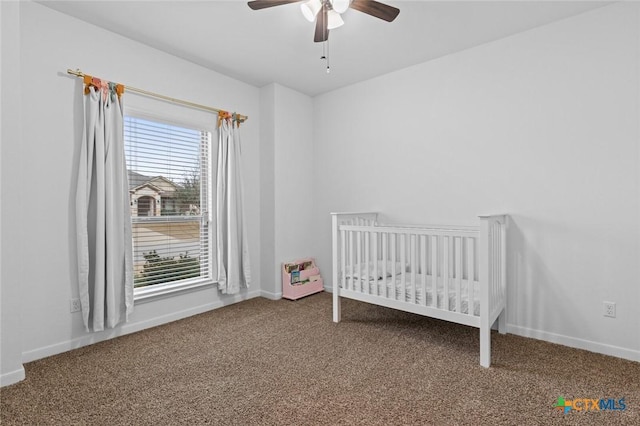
[247,0,400,42]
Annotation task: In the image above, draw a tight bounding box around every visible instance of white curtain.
[76,82,133,332]
[216,119,251,294]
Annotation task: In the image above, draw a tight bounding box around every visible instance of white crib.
[331,212,508,367]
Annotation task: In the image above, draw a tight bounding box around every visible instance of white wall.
[260,84,315,298]
[259,85,277,297]
[2,0,262,382]
[313,2,640,361]
[1,0,26,387]
[273,85,315,288]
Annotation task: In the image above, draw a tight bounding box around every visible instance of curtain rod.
[67,68,248,124]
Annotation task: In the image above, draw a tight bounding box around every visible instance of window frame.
[124,107,217,303]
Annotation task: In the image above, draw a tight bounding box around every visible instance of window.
[124,115,212,293]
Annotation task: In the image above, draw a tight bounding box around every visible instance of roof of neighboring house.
[128,170,179,193]
[128,170,152,190]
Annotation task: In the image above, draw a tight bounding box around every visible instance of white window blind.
[124,115,211,289]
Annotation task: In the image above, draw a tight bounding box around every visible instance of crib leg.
[498,309,507,335]
[333,287,341,323]
[480,326,491,368]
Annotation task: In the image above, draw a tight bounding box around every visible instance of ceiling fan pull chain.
[320,39,329,73]
[326,38,330,73]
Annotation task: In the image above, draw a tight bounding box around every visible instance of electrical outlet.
[603,301,616,318]
[70,298,81,313]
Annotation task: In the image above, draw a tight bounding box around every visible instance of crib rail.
[331,215,507,325]
[337,223,481,322]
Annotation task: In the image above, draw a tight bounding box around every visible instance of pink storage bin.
[282,258,324,300]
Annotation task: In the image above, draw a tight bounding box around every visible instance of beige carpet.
[1,293,638,425]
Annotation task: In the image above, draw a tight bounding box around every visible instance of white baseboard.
[508,324,640,363]
[260,290,282,300]
[22,289,262,364]
[0,365,25,387]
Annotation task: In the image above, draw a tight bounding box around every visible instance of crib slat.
[491,224,496,309]
[391,233,397,301]
[455,237,462,313]
[357,231,362,292]
[349,230,354,291]
[499,225,502,303]
[373,232,378,296]
[443,236,449,311]
[490,226,494,311]
[364,232,370,294]
[496,223,500,306]
[421,235,427,306]
[496,224,500,307]
[341,229,346,291]
[497,224,501,305]
[410,234,416,304]
[467,236,474,316]
[382,233,388,298]
[500,224,507,304]
[431,235,438,308]
[400,234,406,302]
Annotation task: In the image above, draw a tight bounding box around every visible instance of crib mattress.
[342,274,480,316]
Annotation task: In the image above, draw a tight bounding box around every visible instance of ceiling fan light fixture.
[330,0,350,14]
[327,9,344,29]
[301,0,322,22]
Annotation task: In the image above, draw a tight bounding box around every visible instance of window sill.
[134,279,217,304]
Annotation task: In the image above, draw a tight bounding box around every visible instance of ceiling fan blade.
[350,0,400,22]
[247,0,301,11]
[314,3,329,42]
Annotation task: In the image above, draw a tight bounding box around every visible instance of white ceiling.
[41,0,611,96]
